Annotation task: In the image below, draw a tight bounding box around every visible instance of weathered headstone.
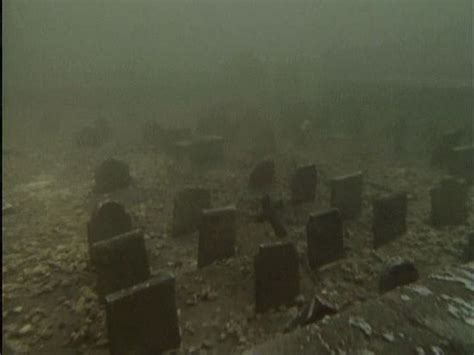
[190,135,225,165]
[257,194,287,238]
[379,257,419,294]
[105,273,181,355]
[448,145,474,181]
[306,208,344,270]
[255,242,299,312]
[430,177,468,226]
[291,164,318,203]
[94,158,131,194]
[430,128,464,168]
[330,172,363,219]
[372,191,408,248]
[249,159,275,190]
[198,206,236,268]
[91,230,150,300]
[172,187,211,237]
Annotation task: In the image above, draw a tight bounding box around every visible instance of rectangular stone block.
[330,171,363,219]
[172,187,211,237]
[105,273,181,355]
[255,242,299,313]
[430,177,468,226]
[198,206,236,268]
[91,230,150,300]
[291,164,318,203]
[306,208,344,270]
[372,191,407,248]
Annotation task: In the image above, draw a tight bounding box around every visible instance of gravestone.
[248,159,275,190]
[94,158,131,194]
[330,172,363,219]
[190,135,225,166]
[448,145,474,182]
[259,194,287,238]
[255,242,299,312]
[372,191,408,248]
[198,206,236,268]
[430,177,468,226]
[105,273,181,355]
[306,208,344,270]
[291,164,318,203]
[172,187,211,237]
[430,128,464,168]
[465,232,474,262]
[379,257,419,294]
[91,230,150,300]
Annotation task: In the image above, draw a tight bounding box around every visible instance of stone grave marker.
[379,257,419,294]
[94,158,131,194]
[255,241,299,312]
[372,191,408,248]
[198,206,236,268]
[430,128,464,168]
[448,145,474,182]
[105,273,181,355]
[306,208,344,270]
[430,177,468,226]
[91,230,150,300]
[172,187,211,237]
[330,171,363,219]
[248,158,275,190]
[465,232,474,262]
[190,135,225,166]
[291,164,318,203]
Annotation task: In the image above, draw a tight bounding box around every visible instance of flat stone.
[198,206,236,268]
[91,230,150,300]
[291,165,318,204]
[172,187,211,237]
[430,177,468,226]
[249,159,276,190]
[379,257,419,294]
[255,241,299,312]
[94,158,131,194]
[306,208,344,270]
[372,191,408,248]
[330,171,363,219]
[105,273,181,355]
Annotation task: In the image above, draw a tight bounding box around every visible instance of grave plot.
[172,187,211,237]
[330,171,363,219]
[94,158,131,194]
[90,230,150,300]
[290,164,318,203]
[430,177,469,226]
[255,241,300,312]
[248,158,275,190]
[198,206,237,268]
[306,208,344,270]
[106,273,181,355]
[372,191,408,248]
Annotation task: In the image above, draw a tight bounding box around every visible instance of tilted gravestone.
[248,158,275,190]
[330,171,363,219]
[94,158,131,194]
[306,208,344,270]
[198,206,236,268]
[448,145,474,182]
[105,273,181,355]
[172,187,211,237]
[255,241,299,313]
[379,257,419,294]
[291,164,318,203]
[430,177,468,226]
[91,230,150,300]
[372,191,408,248]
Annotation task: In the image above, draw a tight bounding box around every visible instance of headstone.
[306,208,344,270]
[430,128,464,168]
[291,164,318,203]
[87,201,133,251]
[464,232,474,262]
[379,257,419,294]
[255,242,299,312]
[190,135,225,165]
[91,230,150,300]
[94,158,131,194]
[448,145,474,181]
[172,187,211,237]
[258,194,287,238]
[248,159,275,190]
[430,177,468,226]
[372,191,408,248]
[284,296,337,332]
[105,273,181,355]
[330,172,363,219]
[198,206,236,268]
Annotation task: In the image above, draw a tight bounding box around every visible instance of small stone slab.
[249,159,275,190]
[198,206,236,268]
[255,241,299,313]
[372,191,408,248]
[172,187,211,237]
[94,158,131,194]
[105,273,181,355]
[330,171,363,219]
[430,177,468,226]
[379,257,419,294]
[91,230,150,300]
[291,165,318,203]
[306,208,344,270]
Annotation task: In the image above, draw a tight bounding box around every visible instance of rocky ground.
[2,133,473,354]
